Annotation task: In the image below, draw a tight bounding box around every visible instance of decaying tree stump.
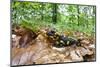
[11,28,95,66]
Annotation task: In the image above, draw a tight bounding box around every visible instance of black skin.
[53,37,81,48]
[59,35,68,44]
[54,35,67,47]
[67,38,78,46]
[46,30,82,48]
[46,30,55,36]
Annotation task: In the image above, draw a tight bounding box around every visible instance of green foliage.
[11,1,96,36]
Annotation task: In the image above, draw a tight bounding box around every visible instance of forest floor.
[11,27,96,66]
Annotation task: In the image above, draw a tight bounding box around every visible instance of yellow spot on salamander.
[60,40,65,44]
[67,41,70,45]
[56,41,59,44]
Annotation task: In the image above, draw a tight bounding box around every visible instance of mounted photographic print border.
[10,0,96,67]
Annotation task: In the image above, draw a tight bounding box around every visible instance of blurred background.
[11,1,96,36]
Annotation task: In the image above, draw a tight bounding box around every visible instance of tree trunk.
[41,3,44,20]
[77,5,80,26]
[52,3,57,24]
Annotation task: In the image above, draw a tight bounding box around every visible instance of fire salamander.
[46,30,81,48]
